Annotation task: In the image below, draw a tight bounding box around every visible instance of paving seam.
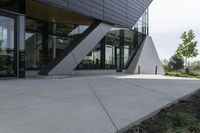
[117,79,176,99]
[85,77,119,133]
[71,52,119,133]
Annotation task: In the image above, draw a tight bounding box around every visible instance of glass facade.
[76,29,146,71]
[0,1,150,78]
[133,10,149,35]
[24,9,149,72]
[0,12,17,77]
[25,18,90,70]
[76,10,148,71]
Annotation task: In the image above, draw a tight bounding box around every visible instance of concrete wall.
[36,0,152,28]
[126,36,164,75]
[72,70,117,76]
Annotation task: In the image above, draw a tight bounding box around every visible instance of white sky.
[149,0,200,61]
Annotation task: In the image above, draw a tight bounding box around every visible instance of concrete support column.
[52,23,56,59]
[17,15,25,78]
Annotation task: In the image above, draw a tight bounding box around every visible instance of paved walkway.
[0,75,200,133]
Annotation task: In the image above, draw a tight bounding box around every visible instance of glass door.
[0,11,17,77]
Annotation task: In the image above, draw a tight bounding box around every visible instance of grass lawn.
[124,90,200,133]
[165,71,200,79]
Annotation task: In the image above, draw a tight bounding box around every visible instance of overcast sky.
[149,0,200,61]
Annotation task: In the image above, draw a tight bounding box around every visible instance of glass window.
[25,31,43,69]
[132,9,149,35]
[105,45,115,69]
[123,29,136,68]
[106,29,120,47]
[26,19,43,32]
[138,21,143,33]
[77,43,101,69]
[133,22,138,31]
[48,35,72,58]
[48,23,74,36]
[76,26,146,70]
[124,47,129,65]
[25,18,90,70]
[0,15,16,77]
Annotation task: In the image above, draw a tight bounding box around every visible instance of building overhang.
[26,0,94,25]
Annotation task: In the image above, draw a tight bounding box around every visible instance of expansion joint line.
[71,52,119,133]
[119,79,176,100]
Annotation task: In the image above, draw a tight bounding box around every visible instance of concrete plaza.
[0,75,199,133]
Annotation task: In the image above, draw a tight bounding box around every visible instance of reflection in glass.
[48,35,72,57]
[124,46,129,65]
[25,18,90,70]
[133,9,149,35]
[25,10,149,72]
[76,28,144,70]
[78,43,101,69]
[0,15,15,77]
[25,31,43,69]
[105,45,115,69]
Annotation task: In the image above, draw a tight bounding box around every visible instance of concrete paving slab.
[0,75,200,133]
[85,76,175,131]
[115,75,200,98]
[0,78,116,133]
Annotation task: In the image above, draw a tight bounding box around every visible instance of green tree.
[176,30,199,67]
[162,59,170,72]
[190,61,200,70]
[168,54,184,71]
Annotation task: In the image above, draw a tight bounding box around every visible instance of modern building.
[0,0,164,78]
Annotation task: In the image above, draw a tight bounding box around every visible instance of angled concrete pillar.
[40,22,112,76]
[126,36,164,75]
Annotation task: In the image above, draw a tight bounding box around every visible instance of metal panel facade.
[36,0,152,28]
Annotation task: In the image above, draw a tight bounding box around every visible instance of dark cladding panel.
[68,0,104,20]
[37,0,68,9]
[36,0,153,28]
